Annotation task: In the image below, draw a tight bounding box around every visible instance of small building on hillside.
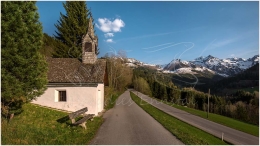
[32,19,108,115]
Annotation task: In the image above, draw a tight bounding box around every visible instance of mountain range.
[163,55,259,77]
[126,55,259,77]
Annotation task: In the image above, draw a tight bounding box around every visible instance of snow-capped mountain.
[164,59,190,71]
[126,58,157,68]
[126,58,142,67]
[164,55,259,77]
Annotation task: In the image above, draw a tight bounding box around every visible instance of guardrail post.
[207,89,210,118]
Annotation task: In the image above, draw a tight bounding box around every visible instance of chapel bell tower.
[82,18,98,64]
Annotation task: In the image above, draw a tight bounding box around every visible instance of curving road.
[90,90,183,145]
[131,89,259,145]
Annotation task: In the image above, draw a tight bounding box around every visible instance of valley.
[127,54,259,93]
[131,55,259,125]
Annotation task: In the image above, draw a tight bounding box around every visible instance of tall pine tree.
[54,1,99,58]
[39,33,56,57]
[1,2,48,118]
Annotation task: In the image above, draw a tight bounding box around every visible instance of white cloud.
[104,33,114,38]
[96,18,125,33]
[112,19,125,32]
[106,39,113,43]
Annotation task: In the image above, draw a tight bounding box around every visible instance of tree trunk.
[9,113,14,121]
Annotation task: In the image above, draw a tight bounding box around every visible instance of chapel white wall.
[96,83,104,113]
[31,85,104,115]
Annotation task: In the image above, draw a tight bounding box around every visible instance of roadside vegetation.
[102,50,133,110]
[1,104,103,145]
[130,92,227,145]
[155,97,259,136]
[104,87,123,110]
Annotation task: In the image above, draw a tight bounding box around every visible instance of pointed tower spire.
[87,17,95,38]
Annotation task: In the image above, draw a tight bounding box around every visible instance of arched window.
[84,42,92,52]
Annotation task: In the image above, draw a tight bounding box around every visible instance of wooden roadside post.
[207,89,210,118]
[137,83,138,96]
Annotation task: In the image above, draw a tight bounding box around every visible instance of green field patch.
[1,103,103,145]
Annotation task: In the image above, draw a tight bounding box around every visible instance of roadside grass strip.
[105,91,123,110]
[153,96,259,137]
[104,87,123,110]
[1,103,103,145]
[130,92,228,145]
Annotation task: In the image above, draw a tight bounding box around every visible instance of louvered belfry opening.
[84,42,92,53]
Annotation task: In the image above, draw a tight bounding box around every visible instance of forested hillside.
[39,33,56,57]
[211,63,259,95]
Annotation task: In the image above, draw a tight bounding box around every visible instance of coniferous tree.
[54,1,99,58]
[39,33,57,57]
[1,1,48,118]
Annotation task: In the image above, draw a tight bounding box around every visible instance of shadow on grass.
[56,115,87,128]
[1,108,24,123]
[56,115,77,128]
[56,115,70,124]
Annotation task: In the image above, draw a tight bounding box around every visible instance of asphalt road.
[131,89,259,145]
[90,90,184,145]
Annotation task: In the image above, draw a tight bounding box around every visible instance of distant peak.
[203,55,218,62]
[206,55,216,59]
[195,56,204,61]
[195,55,216,61]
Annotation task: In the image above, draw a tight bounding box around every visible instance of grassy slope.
[130,92,227,145]
[158,99,259,137]
[1,103,103,145]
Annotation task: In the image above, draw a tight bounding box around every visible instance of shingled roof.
[46,58,106,83]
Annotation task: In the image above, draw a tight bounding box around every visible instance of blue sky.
[36,1,259,65]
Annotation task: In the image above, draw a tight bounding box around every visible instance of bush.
[133,77,152,96]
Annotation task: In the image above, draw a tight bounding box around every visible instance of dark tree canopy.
[1,1,48,117]
[53,1,99,58]
[39,33,57,57]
